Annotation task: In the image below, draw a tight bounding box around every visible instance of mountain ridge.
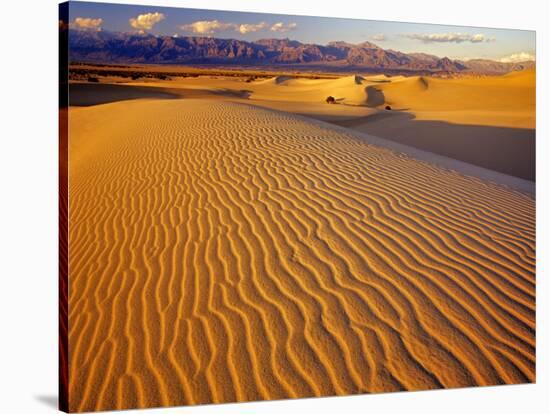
[67,29,535,75]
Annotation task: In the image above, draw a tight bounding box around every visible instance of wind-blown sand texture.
[68,98,535,412]
[70,68,536,180]
[335,69,536,180]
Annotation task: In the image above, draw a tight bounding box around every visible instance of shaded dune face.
[67,70,536,182]
[68,99,535,412]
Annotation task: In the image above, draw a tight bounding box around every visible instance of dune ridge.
[68,99,535,411]
[364,68,536,128]
[69,68,536,181]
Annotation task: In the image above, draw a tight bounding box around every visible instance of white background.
[0,0,546,412]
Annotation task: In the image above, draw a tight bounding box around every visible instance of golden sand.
[70,69,535,180]
[68,98,535,411]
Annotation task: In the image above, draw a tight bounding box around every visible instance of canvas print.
[59,1,536,412]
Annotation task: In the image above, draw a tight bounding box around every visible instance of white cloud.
[129,12,165,31]
[237,22,268,34]
[270,22,297,32]
[470,33,490,42]
[499,52,535,63]
[404,32,494,43]
[180,20,235,34]
[370,34,387,41]
[180,20,279,35]
[73,17,103,30]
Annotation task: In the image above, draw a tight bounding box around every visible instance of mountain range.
[67,29,535,75]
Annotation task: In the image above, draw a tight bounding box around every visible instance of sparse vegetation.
[326,96,336,104]
[68,63,339,84]
[385,105,392,110]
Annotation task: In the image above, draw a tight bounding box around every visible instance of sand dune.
[247,70,536,178]
[295,69,535,180]
[336,109,536,181]
[117,74,373,106]
[103,69,534,129]
[68,98,535,411]
[70,69,536,181]
[251,74,370,105]
[365,69,536,128]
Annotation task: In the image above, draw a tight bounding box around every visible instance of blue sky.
[68,1,535,62]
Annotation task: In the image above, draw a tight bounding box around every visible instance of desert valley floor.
[66,70,535,411]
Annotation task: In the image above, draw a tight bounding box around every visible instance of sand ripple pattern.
[68,99,535,411]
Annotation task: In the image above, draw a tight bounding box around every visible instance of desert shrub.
[87,76,99,83]
[326,96,336,104]
[385,105,392,110]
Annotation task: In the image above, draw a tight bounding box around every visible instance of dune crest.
[250,75,370,105]
[370,70,535,128]
[68,99,535,412]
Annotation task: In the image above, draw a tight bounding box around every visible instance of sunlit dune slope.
[73,68,535,131]
[122,74,373,106]
[251,75,370,105]
[68,99,535,412]
[109,69,535,129]
[368,69,536,128]
[331,69,536,180]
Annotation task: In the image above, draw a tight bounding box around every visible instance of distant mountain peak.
[67,29,531,75]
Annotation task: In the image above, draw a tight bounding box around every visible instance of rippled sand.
[67,99,535,411]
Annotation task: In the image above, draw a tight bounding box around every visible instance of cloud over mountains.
[180,20,297,35]
[74,17,103,30]
[405,32,495,43]
[129,12,165,30]
[499,52,535,63]
[270,22,297,32]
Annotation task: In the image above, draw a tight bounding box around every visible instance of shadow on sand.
[69,83,182,106]
[366,86,385,107]
[69,82,535,182]
[69,83,251,106]
[336,110,535,181]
